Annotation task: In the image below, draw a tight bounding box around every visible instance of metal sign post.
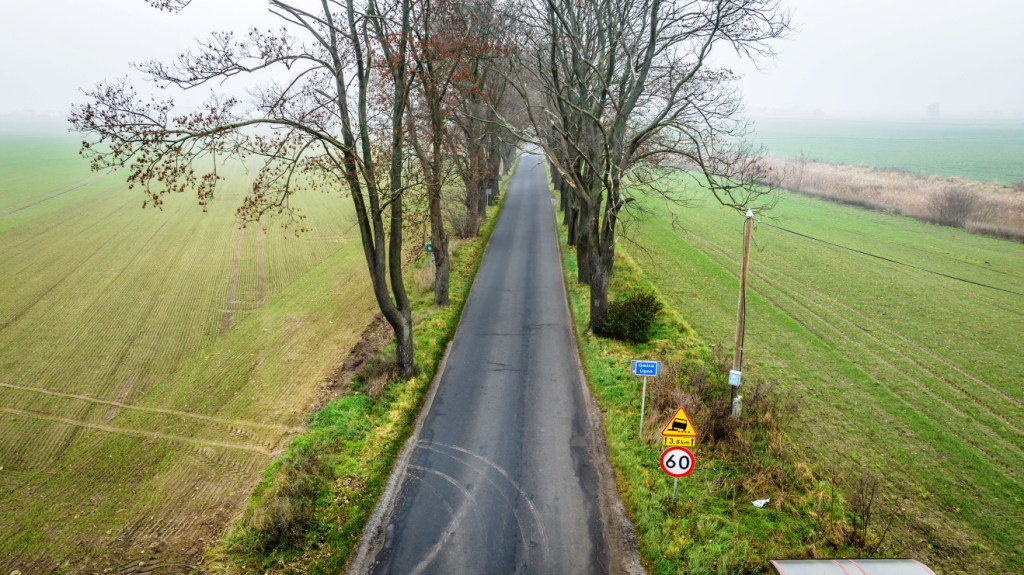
[660,446,694,503]
[640,375,648,437]
[426,242,434,284]
[630,360,660,437]
[661,408,699,503]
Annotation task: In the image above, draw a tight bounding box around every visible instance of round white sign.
[659,446,695,478]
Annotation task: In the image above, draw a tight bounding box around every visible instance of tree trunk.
[501,142,516,175]
[485,118,502,201]
[385,0,414,379]
[387,192,414,379]
[587,212,616,332]
[429,181,450,306]
[587,252,609,332]
[464,178,480,237]
[392,312,415,379]
[561,180,572,224]
[566,197,577,245]
[551,162,565,212]
[575,197,594,284]
[407,99,451,306]
[477,175,488,218]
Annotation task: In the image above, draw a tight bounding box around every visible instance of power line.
[755,220,1024,299]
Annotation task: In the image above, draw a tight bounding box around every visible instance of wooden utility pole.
[731,209,753,418]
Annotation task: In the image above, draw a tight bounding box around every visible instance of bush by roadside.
[596,288,664,343]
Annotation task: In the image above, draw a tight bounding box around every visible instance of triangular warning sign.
[661,407,698,438]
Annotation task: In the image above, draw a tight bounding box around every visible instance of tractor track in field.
[749,268,1024,479]
[0,175,106,220]
[0,382,300,433]
[0,197,146,333]
[0,407,276,454]
[686,228,1024,417]
[223,222,246,333]
[223,174,263,333]
[257,218,265,306]
[105,374,139,423]
[0,170,362,571]
[755,250,1024,408]
[0,192,139,268]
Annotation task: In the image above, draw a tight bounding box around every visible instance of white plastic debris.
[751,498,770,508]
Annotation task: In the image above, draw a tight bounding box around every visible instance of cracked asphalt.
[368,154,609,574]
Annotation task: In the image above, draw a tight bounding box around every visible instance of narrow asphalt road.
[368,155,610,574]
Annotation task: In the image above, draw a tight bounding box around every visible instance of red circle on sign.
[660,446,695,478]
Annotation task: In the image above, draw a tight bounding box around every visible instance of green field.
[753,117,1024,184]
[0,128,377,569]
[629,190,1024,570]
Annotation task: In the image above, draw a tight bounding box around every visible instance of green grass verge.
[209,159,519,574]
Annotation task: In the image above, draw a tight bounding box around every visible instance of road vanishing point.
[351,154,639,575]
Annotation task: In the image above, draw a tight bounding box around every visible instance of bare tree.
[448,0,514,237]
[929,185,978,228]
[406,0,468,305]
[70,0,420,377]
[512,0,790,331]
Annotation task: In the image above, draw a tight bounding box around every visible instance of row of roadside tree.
[71,0,789,379]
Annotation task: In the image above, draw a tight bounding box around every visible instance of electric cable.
[754,219,1024,298]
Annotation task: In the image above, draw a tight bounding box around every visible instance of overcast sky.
[1,0,1022,119]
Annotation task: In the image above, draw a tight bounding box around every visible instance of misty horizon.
[2,0,1023,122]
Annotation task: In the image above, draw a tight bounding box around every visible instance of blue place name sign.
[631,360,660,376]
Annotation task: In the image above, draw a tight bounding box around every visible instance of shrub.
[352,353,397,399]
[237,445,332,553]
[928,186,978,228]
[595,288,663,343]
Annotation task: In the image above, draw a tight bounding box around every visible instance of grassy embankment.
[1,132,377,570]
[208,159,519,574]
[553,165,1024,571]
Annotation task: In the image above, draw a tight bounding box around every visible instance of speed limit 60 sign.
[659,446,695,478]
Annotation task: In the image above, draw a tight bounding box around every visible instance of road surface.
[367,155,611,574]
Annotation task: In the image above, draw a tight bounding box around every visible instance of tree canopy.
[71,0,789,372]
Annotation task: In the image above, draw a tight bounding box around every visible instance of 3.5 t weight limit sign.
[659,446,695,478]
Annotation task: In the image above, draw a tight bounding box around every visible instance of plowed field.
[0,132,376,571]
